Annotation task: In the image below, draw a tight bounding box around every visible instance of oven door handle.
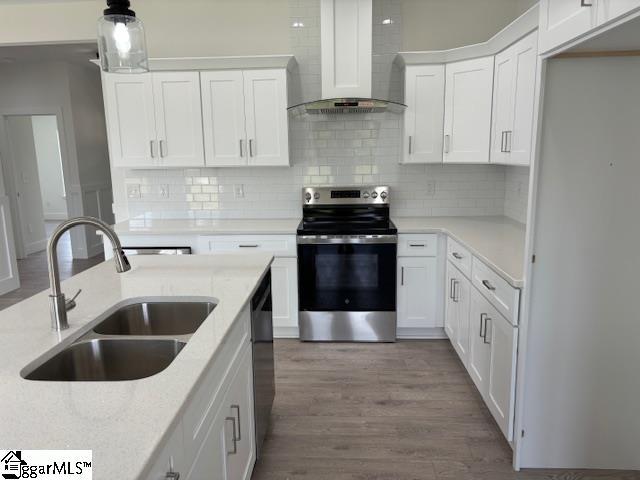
[297,235,397,245]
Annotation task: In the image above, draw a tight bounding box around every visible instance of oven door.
[297,237,397,312]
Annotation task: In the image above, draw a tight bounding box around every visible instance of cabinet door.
[183,411,227,480]
[468,289,492,396]
[201,71,248,167]
[397,257,437,330]
[508,31,538,166]
[152,72,204,167]
[403,65,445,164]
[271,257,299,333]
[539,0,597,54]
[453,274,471,364]
[489,46,514,165]
[443,57,494,164]
[597,0,640,24]
[103,72,156,167]
[486,310,518,441]
[223,347,256,480]
[243,69,289,166]
[444,264,458,341]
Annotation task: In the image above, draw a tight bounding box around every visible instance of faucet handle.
[65,289,82,311]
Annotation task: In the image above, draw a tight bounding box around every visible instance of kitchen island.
[0,254,273,479]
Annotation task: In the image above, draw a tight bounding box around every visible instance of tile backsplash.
[124,112,528,222]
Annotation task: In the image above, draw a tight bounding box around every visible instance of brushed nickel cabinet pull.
[239,139,244,157]
[149,140,155,158]
[249,139,255,157]
[453,280,459,303]
[480,313,487,337]
[483,317,492,344]
[452,252,463,260]
[482,279,496,291]
[444,134,451,154]
[449,278,455,299]
[581,0,593,6]
[226,416,238,455]
[160,139,167,158]
[409,243,425,247]
[165,472,180,480]
[231,404,241,441]
[408,135,413,155]
[238,244,259,248]
[401,267,405,286]
[506,131,512,153]
[500,131,506,153]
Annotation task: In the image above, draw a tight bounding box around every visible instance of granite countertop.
[113,218,301,236]
[0,254,273,479]
[393,216,526,287]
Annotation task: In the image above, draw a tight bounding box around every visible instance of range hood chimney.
[288,0,406,116]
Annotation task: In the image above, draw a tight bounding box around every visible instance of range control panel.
[302,186,390,205]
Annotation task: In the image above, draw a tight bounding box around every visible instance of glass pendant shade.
[97,13,149,73]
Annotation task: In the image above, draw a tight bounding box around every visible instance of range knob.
[305,192,312,202]
[380,191,388,200]
[363,191,370,199]
[371,191,378,199]
[314,192,320,200]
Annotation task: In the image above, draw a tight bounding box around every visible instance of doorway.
[1,113,70,259]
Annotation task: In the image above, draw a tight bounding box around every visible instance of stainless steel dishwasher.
[251,271,275,459]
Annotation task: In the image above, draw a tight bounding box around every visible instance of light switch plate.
[127,184,141,199]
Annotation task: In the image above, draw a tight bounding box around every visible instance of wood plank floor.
[252,340,639,480]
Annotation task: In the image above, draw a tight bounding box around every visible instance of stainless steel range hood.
[288,98,406,116]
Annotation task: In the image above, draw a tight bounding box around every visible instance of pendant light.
[97,0,149,73]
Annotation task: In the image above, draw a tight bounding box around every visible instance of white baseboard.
[24,238,47,256]
[273,326,299,339]
[396,327,447,339]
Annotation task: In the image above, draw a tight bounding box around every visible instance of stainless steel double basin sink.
[22,299,216,382]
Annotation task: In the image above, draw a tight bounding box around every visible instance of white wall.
[32,115,68,221]
[504,165,530,223]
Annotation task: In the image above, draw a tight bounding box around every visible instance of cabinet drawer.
[182,307,250,467]
[471,257,520,326]
[199,235,296,257]
[446,237,471,278]
[397,234,438,257]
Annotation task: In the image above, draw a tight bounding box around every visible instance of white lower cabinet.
[467,287,518,441]
[445,261,471,365]
[271,257,299,337]
[145,308,255,480]
[397,256,438,334]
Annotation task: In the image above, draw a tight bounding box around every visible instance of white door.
[397,256,437,330]
[453,274,471,364]
[486,309,518,441]
[508,31,539,165]
[489,46,514,165]
[243,69,289,166]
[597,0,640,23]
[443,57,494,164]
[444,263,458,340]
[223,348,255,480]
[103,72,157,167]
[4,116,47,256]
[152,72,204,167]
[468,288,492,396]
[539,0,597,54]
[271,258,298,335]
[201,70,248,167]
[403,65,445,164]
[0,195,20,294]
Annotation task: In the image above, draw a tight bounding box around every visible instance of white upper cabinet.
[152,72,205,167]
[443,57,494,164]
[539,0,598,53]
[243,69,289,166]
[320,0,372,98]
[597,0,640,23]
[403,65,445,164]
[201,69,289,167]
[103,73,157,168]
[104,71,204,168]
[201,71,247,167]
[490,31,538,166]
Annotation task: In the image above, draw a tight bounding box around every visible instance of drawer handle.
[479,313,487,338]
[452,280,459,303]
[401,266,405,286]
[452,252,463,260]
[231,404,241,441]
[449,278,455,299]
[482,279,496,291]
[226,416,238,455]
[238,244,259,248]
[409,243,425,247]
[483,317,492,344]
[581,0,593,6]
[165,472,180,480]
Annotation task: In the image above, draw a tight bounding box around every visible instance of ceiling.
[0,42,98,66]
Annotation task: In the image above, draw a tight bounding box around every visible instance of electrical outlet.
[127,184,141,199]
[234,184,245,199]
[426,181,436,196]
[159,184,170,198]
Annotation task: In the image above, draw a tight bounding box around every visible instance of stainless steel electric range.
[296,186,397,342]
